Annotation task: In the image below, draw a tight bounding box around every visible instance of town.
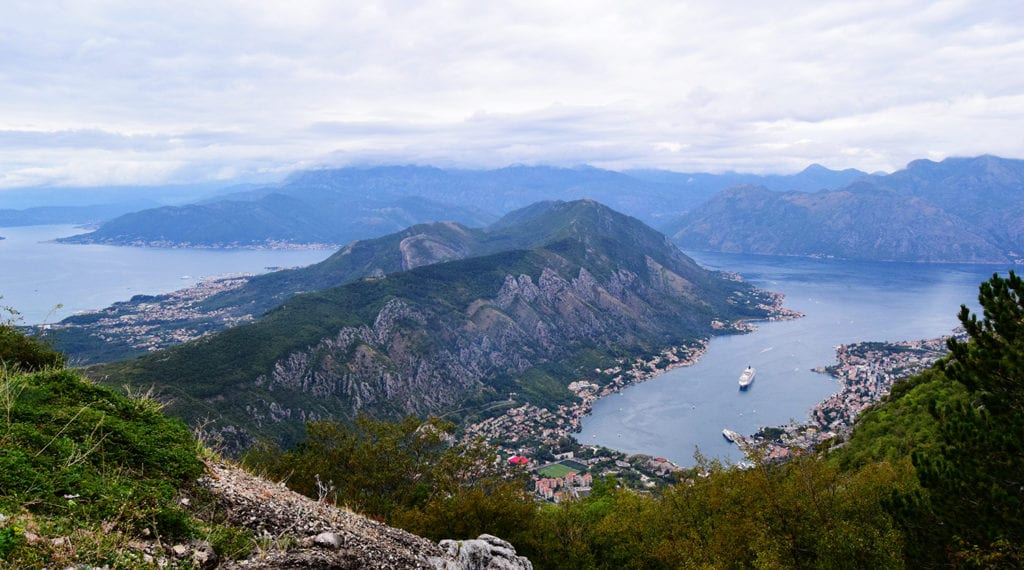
[748,334,958,455]
[468,330,957,502]
[45,274,256,353]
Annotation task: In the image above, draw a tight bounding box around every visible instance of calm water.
[578,252,1015,466]
[0,225,333,324]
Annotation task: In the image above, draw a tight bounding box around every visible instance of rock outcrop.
[436,535,534,570]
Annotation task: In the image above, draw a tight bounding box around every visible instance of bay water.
[0,225,333,325]
[577,252,1016,466]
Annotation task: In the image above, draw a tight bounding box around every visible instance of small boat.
[739,366,756,389]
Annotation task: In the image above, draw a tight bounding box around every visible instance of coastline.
[750,333,957,455]
[463,287,803,472]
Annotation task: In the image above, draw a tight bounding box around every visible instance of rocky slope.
[200,460,532,569]
[668,155,1024,263]
[89,200,780,450]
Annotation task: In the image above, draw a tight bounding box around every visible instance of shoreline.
[463,288,803,471]
[749,333,957,455]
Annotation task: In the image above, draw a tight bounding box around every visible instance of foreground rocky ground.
[199,460,533,569]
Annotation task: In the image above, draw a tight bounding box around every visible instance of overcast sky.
[1,0,1022,188]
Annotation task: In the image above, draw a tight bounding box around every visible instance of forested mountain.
[56,163,865,248]
[88,200,780,450]
[668,155,1024,262]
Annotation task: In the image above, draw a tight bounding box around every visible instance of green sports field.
[536,463,577,478]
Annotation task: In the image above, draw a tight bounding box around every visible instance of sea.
[0,225,333,325]
[577,251,1017,466]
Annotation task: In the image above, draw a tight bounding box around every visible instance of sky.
[1,0,1023,189]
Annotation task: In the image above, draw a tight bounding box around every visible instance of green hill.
[88,200,779,451]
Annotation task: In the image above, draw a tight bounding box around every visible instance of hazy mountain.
[667,155,1024,263]
[88,200,780,450]
[0,203,158,227]
[57,190,496,248]
[626,162,868,202]
[54,163,869,248]
[0,182,240,210]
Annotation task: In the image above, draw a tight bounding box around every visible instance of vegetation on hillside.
[0,321,254,567]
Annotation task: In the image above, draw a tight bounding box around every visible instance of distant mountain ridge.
[0,203,158,227]
[88,200,783,450]
[57,164,868,248]
[668,155,1024,263]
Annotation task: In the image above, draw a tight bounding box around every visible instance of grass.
[0,352,258,567]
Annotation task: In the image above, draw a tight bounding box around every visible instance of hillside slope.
[0,326,530,569]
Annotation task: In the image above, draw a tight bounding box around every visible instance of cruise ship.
[738,366,756,389]
[722,429,743,444]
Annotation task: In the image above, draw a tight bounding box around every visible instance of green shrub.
[0,524,25,558]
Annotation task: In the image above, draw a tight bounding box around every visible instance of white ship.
[738,366,756,389]
[722,428,743,444]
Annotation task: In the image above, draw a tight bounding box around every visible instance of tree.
[914,271,1024,565]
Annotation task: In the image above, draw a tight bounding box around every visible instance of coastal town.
[460,342,710,497]
[746,334,959,457]
[45,274,256,354]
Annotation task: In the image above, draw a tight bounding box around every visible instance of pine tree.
[914,271,1024,566]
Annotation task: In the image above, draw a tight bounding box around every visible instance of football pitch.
[536,463,576,478]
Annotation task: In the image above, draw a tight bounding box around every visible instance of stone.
[313,531,345,549]
[171,543,188,558]
[191,540,219,569]
[433,534,533,570]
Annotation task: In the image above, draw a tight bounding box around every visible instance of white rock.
[313,531,345,549]
[433,534,533,570]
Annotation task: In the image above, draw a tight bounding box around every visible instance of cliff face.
[248,257,719,424]
[92,200,775,450]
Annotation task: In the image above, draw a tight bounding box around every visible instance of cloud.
[0,0,1022,187]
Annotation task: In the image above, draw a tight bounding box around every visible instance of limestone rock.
[433,534,534,570]
[314,531,345,549]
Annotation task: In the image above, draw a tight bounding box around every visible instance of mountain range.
[86,200,782,450]
[668,155,1024,263]
[56,164,868,248]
